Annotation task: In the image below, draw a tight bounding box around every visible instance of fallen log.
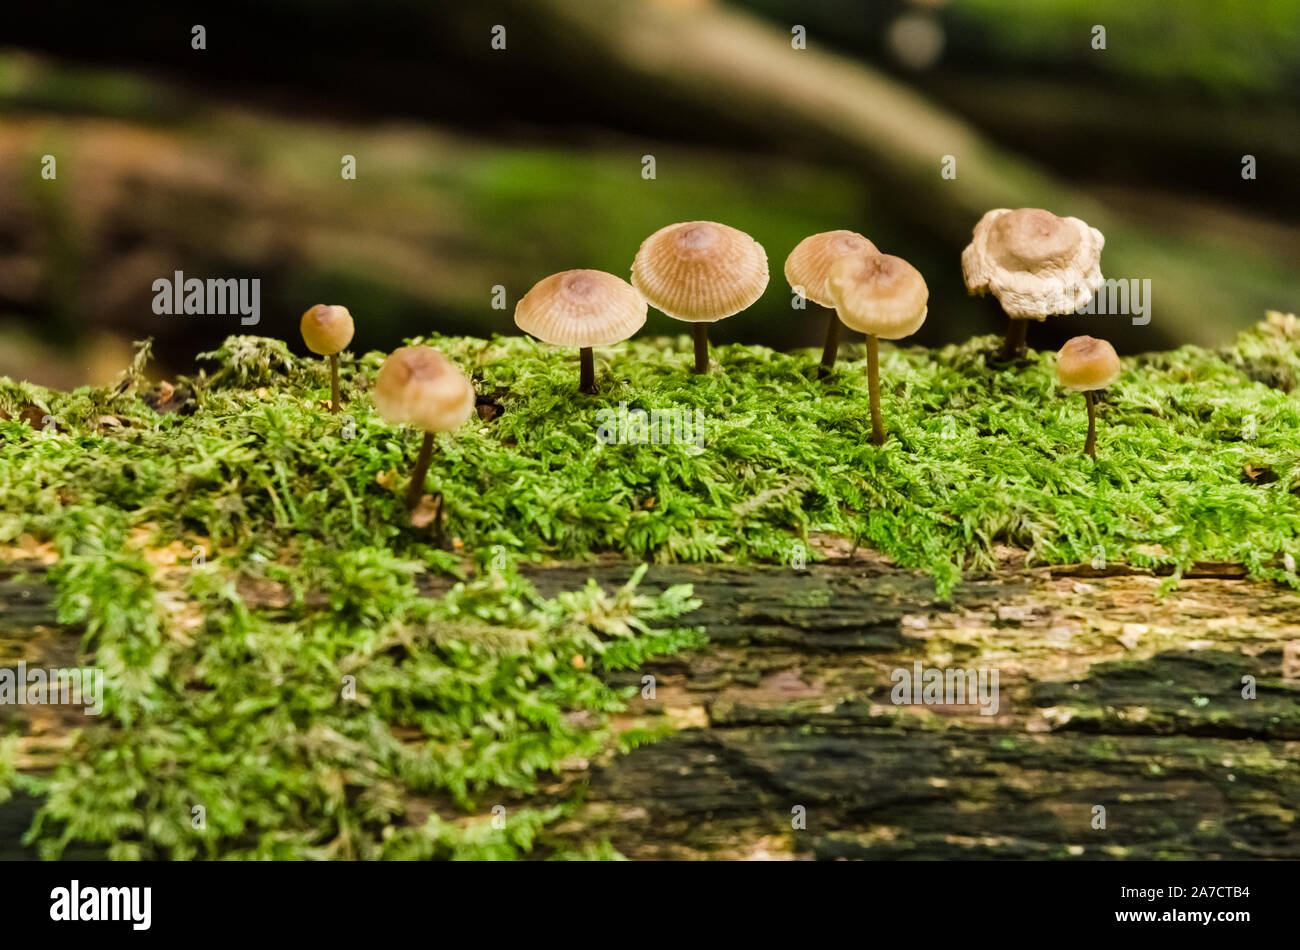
[2,556,1297,860]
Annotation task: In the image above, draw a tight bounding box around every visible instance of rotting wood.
[2,557,1298,860]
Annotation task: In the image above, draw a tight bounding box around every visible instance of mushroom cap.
[631,220,769,323]
[514,269,647,348]
[372,346,475,433]
[825,253,929,340]
[300,304,355,355]
[1056,336,1121,391]
[784,230,880,308]
[961,208,1105,320]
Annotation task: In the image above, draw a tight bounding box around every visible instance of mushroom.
[300,304,355,413]
[961,208,1104,360]
[631,220,768,374]
[825,253,929,446]
[1055,335,1120,460]
[784,230,879,376]
[372,346,475,512]
[514,270,647,394]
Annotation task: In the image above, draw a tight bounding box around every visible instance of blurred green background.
[0,0,1296,386]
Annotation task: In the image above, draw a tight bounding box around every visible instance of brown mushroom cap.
[631,221,768,322]
[826,253,929,340]
[784,230,879,308]
[372,346,475,433]
[300,304,355,355]
[961,208,1105,320]
[514,270,647,348]
[1056,336,1121,391]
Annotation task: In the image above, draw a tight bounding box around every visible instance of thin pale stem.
[692,324,709,375]
[329,353,340,413]
[867,334,885,446]
[818,310,840,378]
[406,431,435,510]
[579,347,595,394]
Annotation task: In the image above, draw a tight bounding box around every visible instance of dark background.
[1,0,1296,386]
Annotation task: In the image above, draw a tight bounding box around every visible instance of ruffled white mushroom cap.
[961,208,1104,321]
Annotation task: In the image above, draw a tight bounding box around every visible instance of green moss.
[4,313,1300,858]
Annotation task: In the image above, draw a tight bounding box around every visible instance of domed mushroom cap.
[631,221,769,323]
[372,346,475,433]
[514,270,647,348]
[784,230,879,308]
[1056,336,1121,391]
[300,304,355,355]
[961,208,1105,320]
[826,253,929,340]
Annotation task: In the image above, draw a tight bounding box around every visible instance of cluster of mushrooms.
[514,209,1121,454]
[298,207,1125,519]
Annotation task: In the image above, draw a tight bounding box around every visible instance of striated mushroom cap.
[784,230,879,308]
[300,304,355,355]
[826,253,929,340]
[514,270,647,348]
[631,220,768,323]
[961,208,1104,320]
[1056,336,1121,391]
[372,346,475,433]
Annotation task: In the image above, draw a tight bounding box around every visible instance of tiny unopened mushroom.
[961,208,1104,360]
[372,346,475,512]
[514,270,646,394]
[631,220,768,374]
[300,304,355,413]
[784,230,879,376]
[826,253,928,446]
[1056,335,1120,460]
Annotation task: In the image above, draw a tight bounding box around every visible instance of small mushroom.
[826,253,928,446]
[300,304,355,413]
[372,346,475,512]
[961,208,1104,360]
[631,220,768,374]
[1055,335,1120,460]
[784,230,879,376]
[514,270,647,394]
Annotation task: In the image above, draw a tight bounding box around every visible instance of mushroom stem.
[406,431,436,510]
[866,334,885,446]
[1083,390,1098,460]
[579,347,595,394]
[818,310,840,377]
[692,324,709,375]
[329,354,341,413]
[1000,317,1029,360]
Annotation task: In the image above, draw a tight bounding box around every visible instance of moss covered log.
[3,315,1300,859]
